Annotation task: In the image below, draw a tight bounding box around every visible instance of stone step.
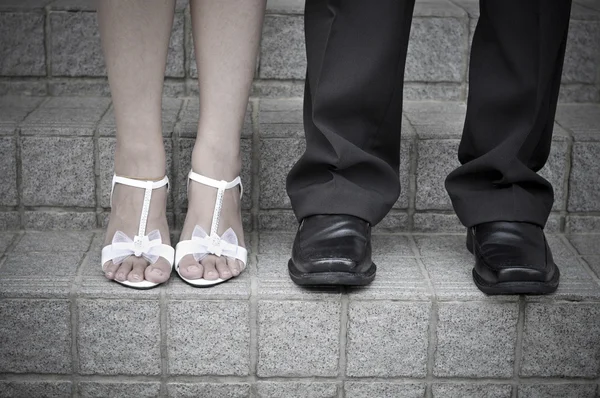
[1,96,600,233]
[0,230,599,397]
[0,0,599,102]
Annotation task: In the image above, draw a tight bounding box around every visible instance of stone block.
[257,254,342,299]
[434,302,518,377]
[403,83,464,101]
[99,97,182,137]
[259,98,303,137]
[258,231,295,254]
[0,80,47,96]
[413,233,465,257]
[167,269,251,300]
[416,140,461,210]
[258,210,298,230]
[257,300,340,377]
[375,212,410,232]
[346,301,430,377]
[98,137,173,208]
[568,234,600,254]
[518,384,597,398]
[406,17,468,82]
[14,230,93,252]
[0,252,83,298]
[562,21,600,83]
[347,257,431,300]
[0,137,17,206]
[556,104,600,141]
[78,299,161,375]
[0,96,43,134]
[266,0,304,14]
[255,382,338,398]
[167,12,185,77]
[0,381,72,398]
[0,12,46,76]
[252,81,297,98]
[259,138,305,208]
[259,15,306,79]
[0,299,71,373]
[175,98,252,138]
[344,382,426,398]
[167,300,250,376]
[414,0,467,17]
[404,101,467,136]
[393,139,413,209]
[0,232,17,254]
[21,136,95,206]
[566,215,600,233]
[21,96,110,136]
[559,84,600,103]
[568,143,600,211]
[539,140,569,211]
[0,212,20,230]
[77,382,161,398]
[582,256,600,278]
[23,210,98,230]
[413,213,464,233]
[166,383,250,398]
[372,235,415,256]
[0,0,53,10]
[48,0,96,10]
[431,384,512,398]
[521,303,600,377]
[176,138,252,209]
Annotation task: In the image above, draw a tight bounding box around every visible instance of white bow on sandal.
[175,170,248,287]
[101,175,175,289]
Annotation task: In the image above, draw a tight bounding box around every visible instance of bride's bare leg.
[178,0,266,281]
[97,0,175,284]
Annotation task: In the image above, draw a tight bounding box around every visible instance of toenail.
[188,265,198,272]
[152,269,163,276]
[132,274,141,281]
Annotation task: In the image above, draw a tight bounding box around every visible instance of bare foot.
[178,149,245,282]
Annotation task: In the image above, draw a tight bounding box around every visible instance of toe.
[128,257,148,283]
[226,257,240,277]
[216,257,231,280]
[103,261,119,280]
[115,258,133,282]
[178,254,204,280]
[201,256,219,280]
[145,258,172,284]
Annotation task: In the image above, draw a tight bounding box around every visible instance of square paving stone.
[431,384,512,398]
[78,299,161,375]
[259,15,305,79]
[257,254,342,299]
[258,232,295,254]
[0,12,46,76]
[257,300,340,377]
[416,140,461,210]
[13,230,93,252]
[260,138,305,209]
[21,136,95,207]
[406,17,468,82]
[569,143,600,212]
[259,98,303,138]
[347,257,431,300]
[99,98,182,137]
[0,96,44,134]
[521,303,600,377]
[568,234,600,255]
[375,211,410,232]
[434,302,518,377]
[167,300,250,376]
[518,384,597,398]
[413,234,465,257]
[98,137,174,208]
[255,382,338,398]
[413,213,464,233]
[0,252,83,298]
[167,383,250,398]
[77,382,161,398]
[167,269,251,300]
[258,210,298,230]
[344,382,426,398]
[0,381,72,398]
[176,138,252,209]
[0,137,17,206]
[372,235,415,257]
[562,21,600,83]
[20,97,110,136]
[0,299,71,373]
[346,301,430,377]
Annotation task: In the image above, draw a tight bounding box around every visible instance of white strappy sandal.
[101,175,175,289]
[175,170,248,287]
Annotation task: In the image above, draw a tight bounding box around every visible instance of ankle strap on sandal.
[111,174,169,239]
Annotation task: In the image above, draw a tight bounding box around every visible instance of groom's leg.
[446,0,572,227]
[286,0,416,226]
[445,0,572,295]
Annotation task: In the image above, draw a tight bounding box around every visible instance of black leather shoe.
[467,221,560,295]
[288,214,376,286]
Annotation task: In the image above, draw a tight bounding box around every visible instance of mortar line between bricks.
[511,297,526,398]
[250,97,261,232]
[408,235,437,397]
[159,285,169,397]
[338,290,349,385]
[404,117,418,231]
[93,102,111,228]
[43,6,51,82]
[248,231,260,393]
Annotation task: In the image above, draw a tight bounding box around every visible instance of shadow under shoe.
[467,221,559,295]
[288,214,376,286]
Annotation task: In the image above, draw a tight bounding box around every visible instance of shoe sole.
[288,259,376,286]
[466,231,560,295]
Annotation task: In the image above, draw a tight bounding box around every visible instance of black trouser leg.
[446,0,572,228]
[286,0,416,225]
